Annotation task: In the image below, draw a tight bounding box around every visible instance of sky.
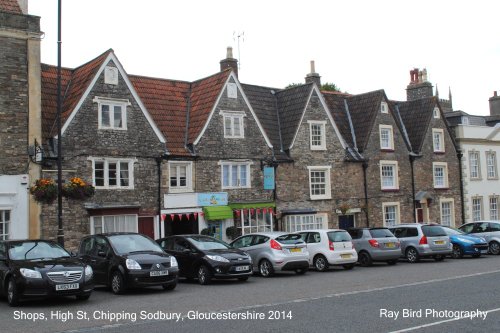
[28,0,499,116]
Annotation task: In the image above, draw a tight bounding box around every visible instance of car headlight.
[84,265,93,279]
[457,237,474,244]
[126,259,142,270]
[206,255,229,263]
[480,238,487,243]
[20,268,42,279]
[170,256,178,268]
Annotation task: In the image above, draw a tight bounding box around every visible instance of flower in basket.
[62,177,95,200]
[30,178,57,204]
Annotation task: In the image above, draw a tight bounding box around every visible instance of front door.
[207,221,222,240]
[138,217,154,239]
[338,215,354,230]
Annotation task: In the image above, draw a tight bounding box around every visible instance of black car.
[156,235,252,285]
[78,233,178,294]
[0,240,93,306]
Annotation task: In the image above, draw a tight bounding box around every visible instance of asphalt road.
[1,255,499,333]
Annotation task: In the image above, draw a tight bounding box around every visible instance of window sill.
[168,188,194,194]
[310,147,327,151]
[310,196,332,201]
[381,189,400,192]
[380,149,395,152]
[434,187,449,190]
[433,151,446,155]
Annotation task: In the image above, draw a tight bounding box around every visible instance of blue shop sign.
[197,192,228,207]
[263,166,275,190]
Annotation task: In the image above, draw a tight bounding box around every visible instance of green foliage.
[225,226,240,240]
[285,82,343,92]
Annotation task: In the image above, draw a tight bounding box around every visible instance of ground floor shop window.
[234,208,273,235]
[91,215,137,234]
[0,210,10,240]
[285,214,326,232]
[207,221,223,240]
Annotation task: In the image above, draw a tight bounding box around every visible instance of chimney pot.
[220,46,238,77]
[226,46,233,59]
[310,60,316,74]
[494,91,498,97]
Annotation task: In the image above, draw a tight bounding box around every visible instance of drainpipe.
[156,157,162,238]
[457,150,465,225]
[410,154,416,223]
[362,161,369,227]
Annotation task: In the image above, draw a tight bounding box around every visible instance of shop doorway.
[207,221,223,240]
[166,214,198,236]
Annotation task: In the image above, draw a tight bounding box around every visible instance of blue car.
[442,226,489,258]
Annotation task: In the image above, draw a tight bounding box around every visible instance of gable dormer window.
[104,66,119,85]
[308,120,327,150]
[227,83,237,99]
[221,111,245,138]
[433,107,440,119]
[93,97,130,130]
[380,101,388,114]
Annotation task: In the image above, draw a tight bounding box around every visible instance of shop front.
[229,202,276,236]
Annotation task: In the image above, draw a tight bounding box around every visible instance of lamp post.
[56,0,64,246]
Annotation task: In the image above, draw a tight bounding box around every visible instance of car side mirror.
[97,251,107,257]
[182,248,192,254]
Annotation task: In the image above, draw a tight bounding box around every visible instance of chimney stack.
[220,46,238,77]
[489,91,500,116]
[406,67,433,101]
[305,60,321,87]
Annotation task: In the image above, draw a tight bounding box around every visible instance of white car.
[298,229,358,271]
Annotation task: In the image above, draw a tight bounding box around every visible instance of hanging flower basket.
[30,178,57,204]
[62,177,95,200]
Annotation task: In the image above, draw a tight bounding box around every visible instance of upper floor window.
[432,129,445,153]
[169,162,193,193]
[90,157,135,189]
[379,125,394,150]
[220,161,251,189]
[433,107,440,119]
[308,121,327,150]
[93,97,130,130]
[307,166,332,200]
[486,152,498,179]
[382,202,400,227]
[469,151,481,179]
[380,101,388,114]
[380,161,399,190]
[462,116,469,125]
[221,111,245,138]
[433,162,449,188]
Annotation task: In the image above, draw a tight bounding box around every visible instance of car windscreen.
[275,234,304,244]
[188,236,231,250]
[421,226,447,237]
[442,227,463,236]
[369,228,395,238]
[108,234,164,254]
[327,231,352,242]
[8,241,71,260]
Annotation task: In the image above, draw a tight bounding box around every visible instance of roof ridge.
[128,74,191,85]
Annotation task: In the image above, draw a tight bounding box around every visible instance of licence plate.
[290,248,301,253]
[435,240,445,245]
[235,265,249,272]
[385,242,395,248]
[56,283,79,291]
[150,270,168,277]
[341,254,352,259]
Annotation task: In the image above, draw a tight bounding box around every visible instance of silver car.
[458,221,500,255]
[389,223,452,263]
[230,232,309,277]
[347,227,401,266]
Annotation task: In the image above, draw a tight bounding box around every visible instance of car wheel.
[405,247,420,263]
[313,255,329,272]
[358,251,373,267]
[197,265,213,285]
[238,277,249,282]
[452,244,464,259]
[295,268,307,275]
[342,264,355,270]
[489,241,500,255]
[75,293,91,301]
[110,271,126,294]
[386,259,398,265]
[7,278,19,307]
[434,255,445,262]
[162,282,177,291]
[259,259,274,277]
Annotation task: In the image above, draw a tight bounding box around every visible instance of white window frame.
[89,157,136,189]
[219,161,252,189]
[382,202,400,227]
[308,120,327,150]
[469,151,481,179]
[380,101,388,114]
[490,196,499,220]
[284,213,327,232]
[462,116,469,125]
[220,110,245,138]
[307,166,332,200]
[486,151,498,179]
[379,125,394,150]
[433,162,449,189]
[440,198,455,227]
[433,107,440,119]
[168,161,193,193]
[432,128,445,153]
[90,215,138,234]
[380,161,399,190]
[0,210,10,240]
[93,97,130,130]
[472,197,483,222]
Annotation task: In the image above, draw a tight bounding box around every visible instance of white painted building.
[0,175,30,239]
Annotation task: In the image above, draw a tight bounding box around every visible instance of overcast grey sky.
[29,0,499,115]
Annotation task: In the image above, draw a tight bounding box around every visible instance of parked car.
[230,232,309,277]
[389,224,452,263]
[458,221,500,255]
[157,235,252,285]
[347,228,400,266]
[0,240,93,306]
[440,226,488,258]
[78,233,178,294]
[297,229,357,271]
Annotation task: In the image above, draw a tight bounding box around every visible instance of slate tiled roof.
[321,92,353,149]
[0,0,22,14]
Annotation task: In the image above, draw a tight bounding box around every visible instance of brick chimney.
[220,46,238,77]
[489,91,500,116]
[406,67,433,101]
[305,60,321,87]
